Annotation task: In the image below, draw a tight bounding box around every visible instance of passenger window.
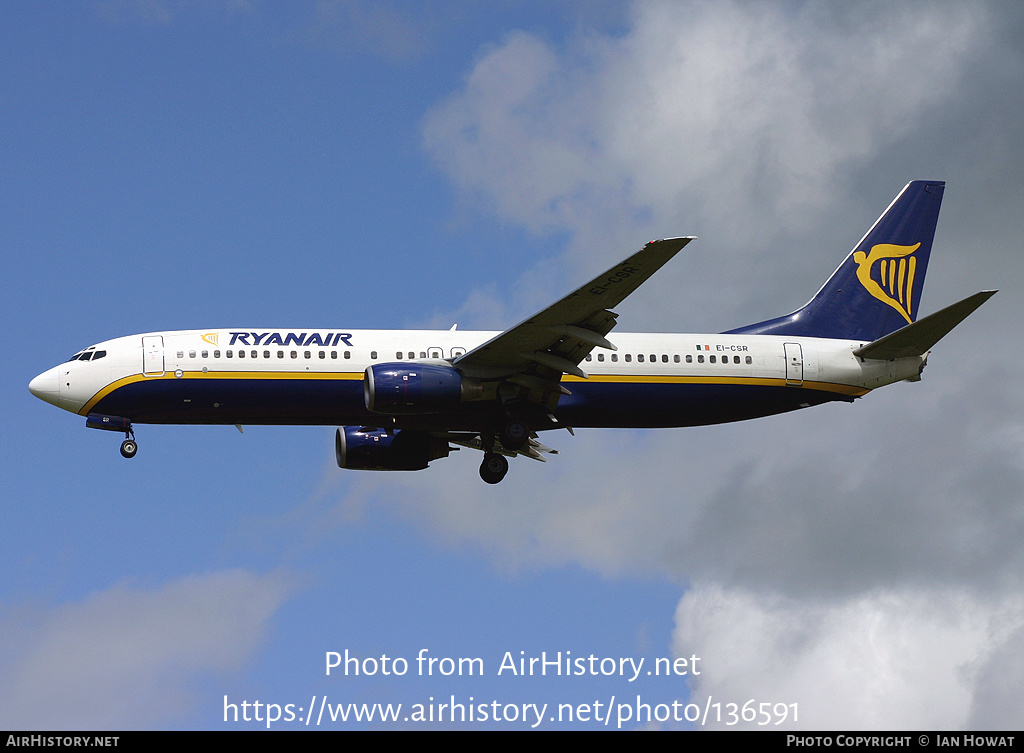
[227,350,233,358]
[291,351,297,359]
[585,354,592,361]
[344,351,351,359]
[214,350,221,358]
[625,354,632,362]
[371,351,378,360]
[733,356,740,364]
[251,350,257,358]
[638,354,645,363]
[408,352,414,360]
[278,351,284,359]
[201,350,208,358]
[745,356,752,364]
[264,350,270,359]
[177,351,184,359]
[611,354,618,362]
[662,354,668,363]
[709,355,716,363]
[396,352,403,359]
[597,353,604,362]
[331,351,337,359]
[319,351,325,359]
[238,350,245,358]
[189,350,196,359]
[674,354,680,363]
[697,355,704,363]
[686,355,692,363]
[305,351,311,359]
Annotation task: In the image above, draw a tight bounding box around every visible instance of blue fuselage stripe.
[91,374,852,429]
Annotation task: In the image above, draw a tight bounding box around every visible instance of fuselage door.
[784,342,803,386]
[142,335,165,376]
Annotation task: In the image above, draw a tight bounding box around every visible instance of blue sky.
[3,1,1024,730]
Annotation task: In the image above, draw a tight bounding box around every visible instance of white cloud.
[324,374,1024,727]
[0,569,296,729]
[674,583,1024,730]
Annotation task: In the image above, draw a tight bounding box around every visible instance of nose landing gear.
[85,413,137,458]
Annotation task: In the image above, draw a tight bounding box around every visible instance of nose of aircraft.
[29,366,61,407]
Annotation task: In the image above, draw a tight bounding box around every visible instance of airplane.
[29,181,994,484]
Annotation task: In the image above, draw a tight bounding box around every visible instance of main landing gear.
[478,415,526,484]
[499,418,529,451]
[479,452,509,484]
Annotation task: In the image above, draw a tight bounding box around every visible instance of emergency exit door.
[784,342,803,386]
[142,335,164,376]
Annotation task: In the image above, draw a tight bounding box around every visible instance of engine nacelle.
[364,362,465,414]
[335,427,451,471]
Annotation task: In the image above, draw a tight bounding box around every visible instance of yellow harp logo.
[201,332,220,347]
[853,242,921,324]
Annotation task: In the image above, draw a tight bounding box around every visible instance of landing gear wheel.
[479,452,509,484]
[499,420,529,451]
[120,439,138,458]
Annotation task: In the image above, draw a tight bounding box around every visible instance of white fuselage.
[30,328,924,430]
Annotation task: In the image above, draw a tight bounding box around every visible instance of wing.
[454,237,695,410]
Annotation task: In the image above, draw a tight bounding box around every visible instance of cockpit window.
[66,348,107,362]
[68,346,105,362]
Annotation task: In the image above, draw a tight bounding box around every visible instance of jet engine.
[363,363,483,414]
[335,427,451,471]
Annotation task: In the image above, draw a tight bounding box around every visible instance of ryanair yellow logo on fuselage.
[853,242,920,324]
[202,332,219,347]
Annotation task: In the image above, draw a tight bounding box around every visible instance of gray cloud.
[389,0,1024,728]
[423,2,993,307]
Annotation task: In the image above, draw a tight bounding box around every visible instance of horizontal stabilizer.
[853,290,996,360]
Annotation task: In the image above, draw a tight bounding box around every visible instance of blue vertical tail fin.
[727,181,945,341]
